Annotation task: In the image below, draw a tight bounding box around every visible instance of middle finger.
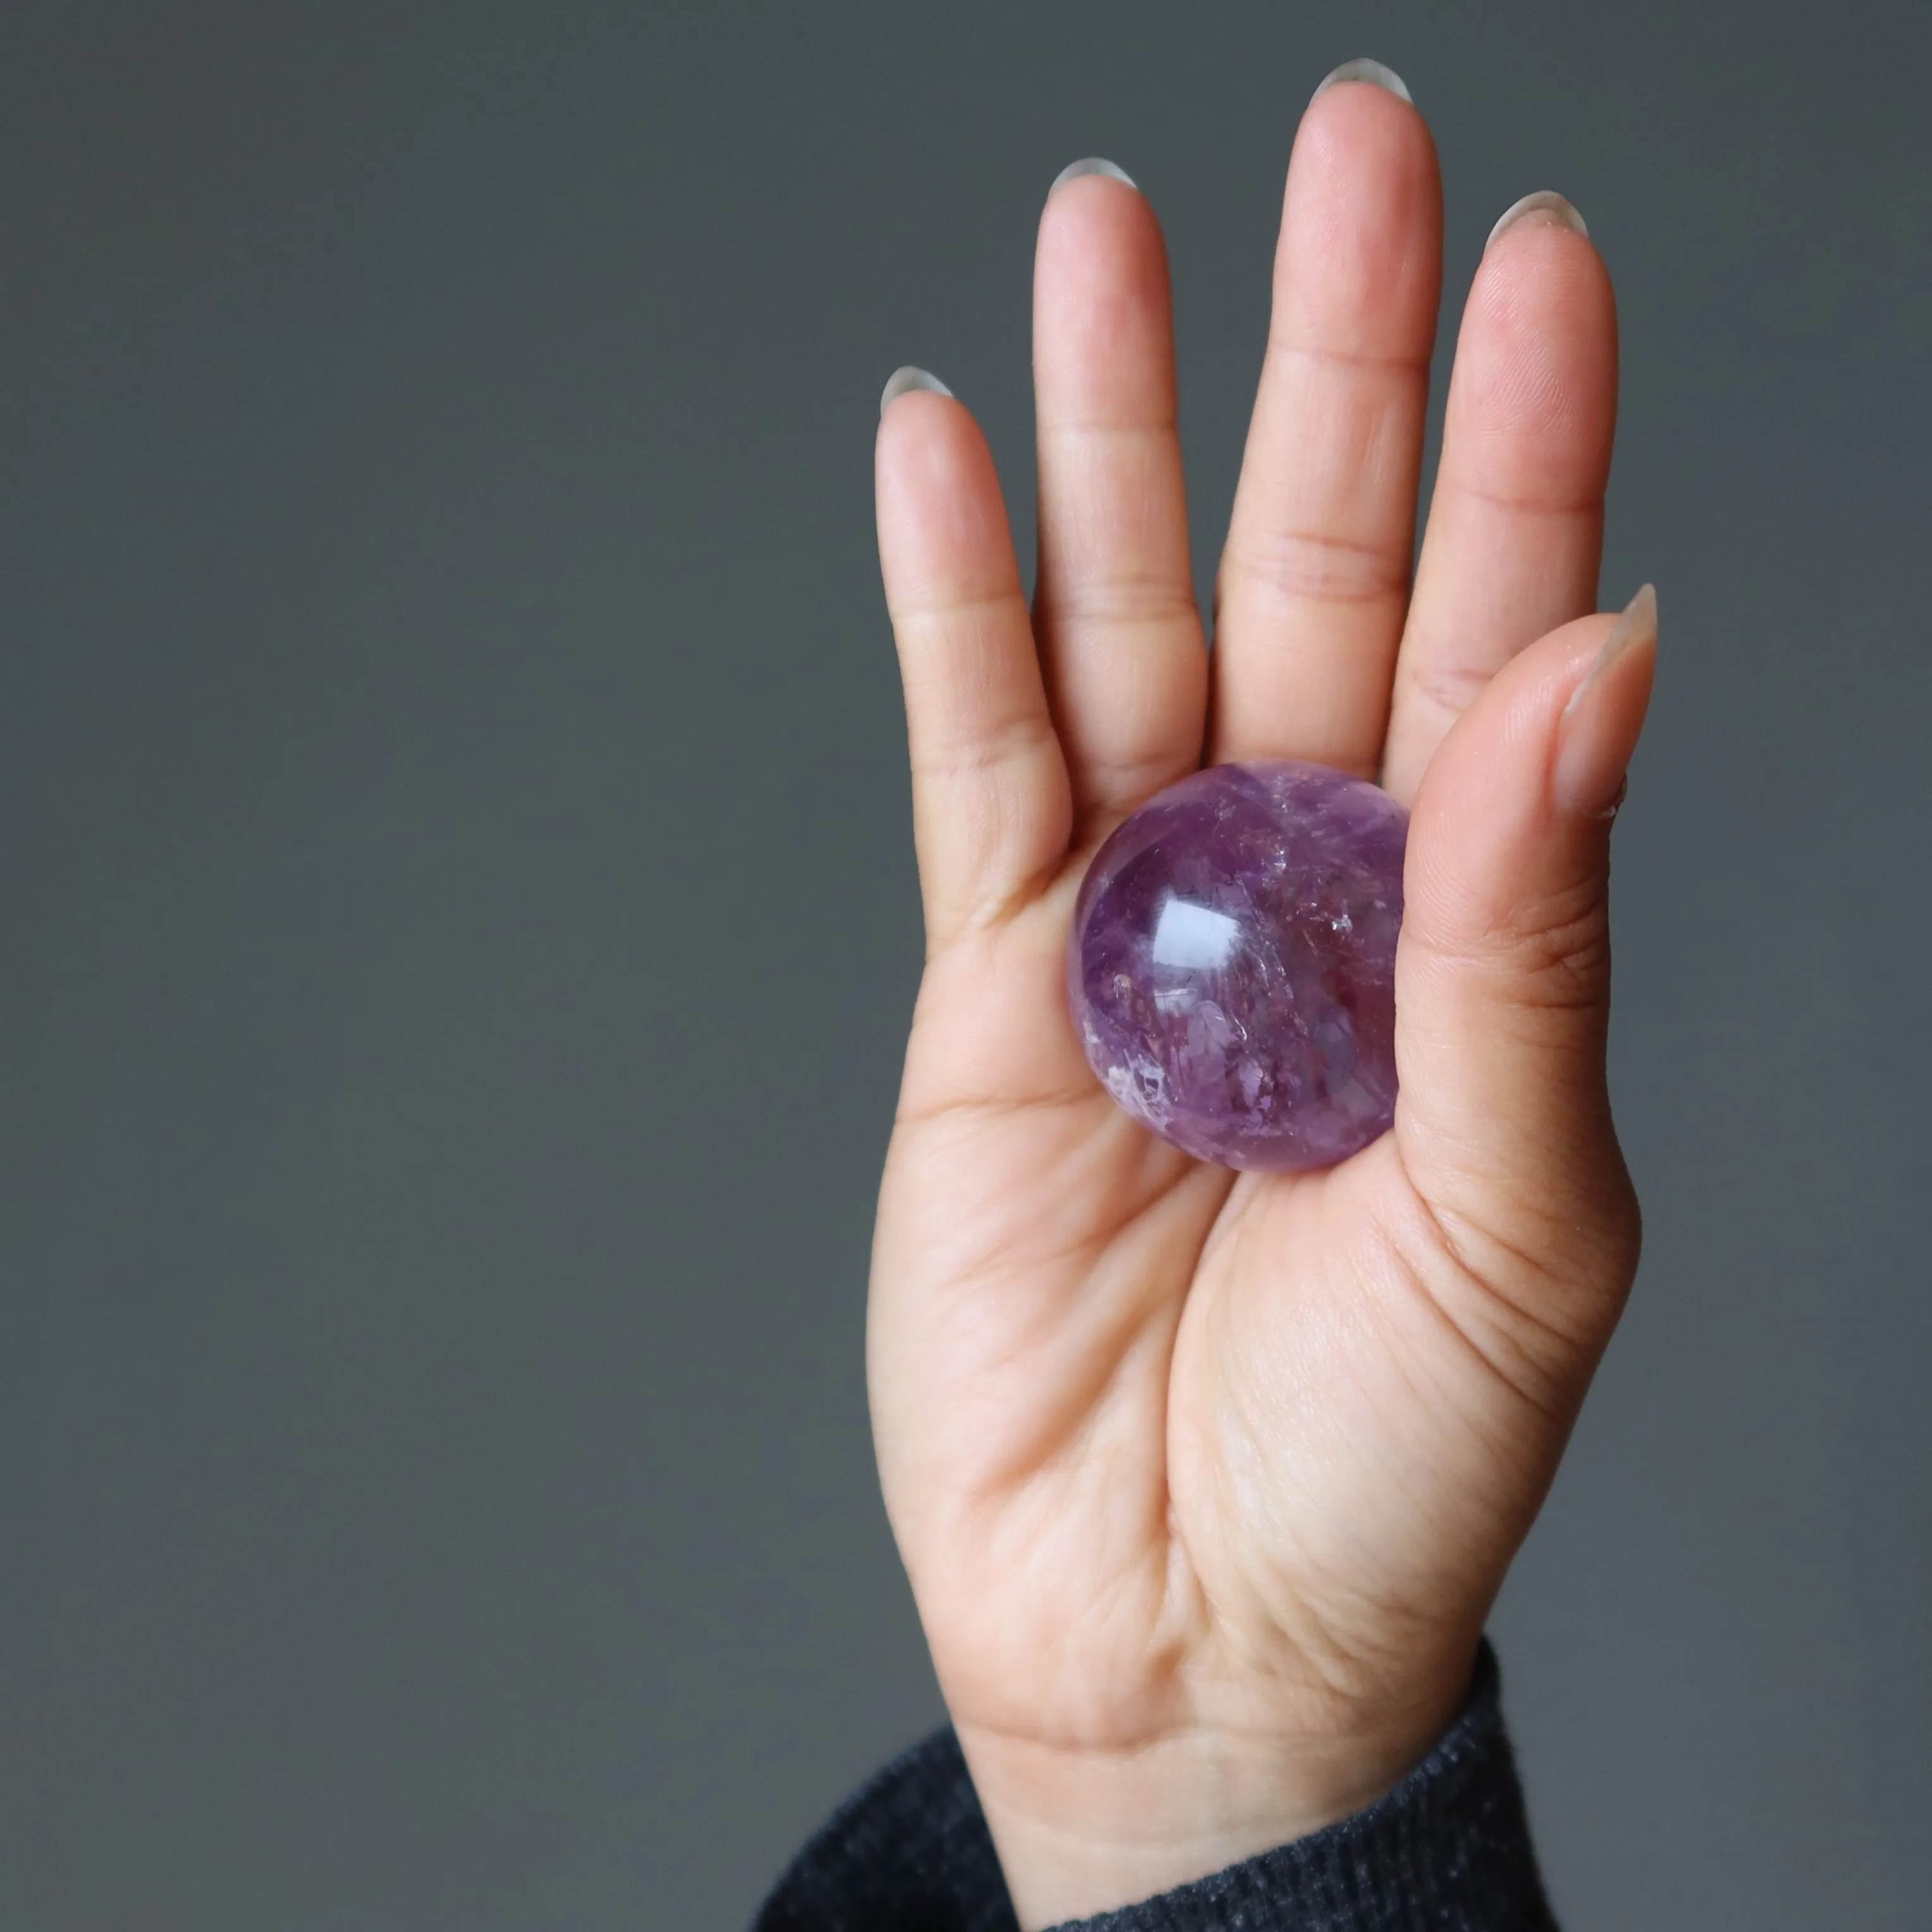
[1211,70,1441,777]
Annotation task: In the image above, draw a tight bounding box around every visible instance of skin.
[871,76,1655,1929]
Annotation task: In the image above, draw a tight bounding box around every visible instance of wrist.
[955,1663,1476,1929]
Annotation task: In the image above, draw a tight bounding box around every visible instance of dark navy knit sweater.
[754,1641,1555,1931]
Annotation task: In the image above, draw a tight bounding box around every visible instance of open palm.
[869,70,1654,1929]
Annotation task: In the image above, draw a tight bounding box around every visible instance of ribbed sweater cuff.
[754,1639,1556,1932]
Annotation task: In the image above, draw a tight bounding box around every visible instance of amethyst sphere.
[1068,761,1408,1172]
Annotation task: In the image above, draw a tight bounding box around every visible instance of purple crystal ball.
[1068,760,1408,1172]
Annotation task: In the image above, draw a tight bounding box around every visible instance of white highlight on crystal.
[1150,898,1244,971]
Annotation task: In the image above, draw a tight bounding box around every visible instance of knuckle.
[1221,525,1409,611]
[1401,654,1494,721]
[1388,1169,1641,1424]
[1419,884,1612,1013]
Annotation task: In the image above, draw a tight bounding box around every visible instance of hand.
[869,68,1650,1929]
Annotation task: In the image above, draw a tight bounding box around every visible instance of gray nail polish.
[879,366,955,419]
[1563,585,1659,720]
[1049,156,1138,196]
[1486,190,1589,251]
[1310,58,1413,106]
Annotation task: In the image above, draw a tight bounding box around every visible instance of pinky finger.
[877,375,1073,950]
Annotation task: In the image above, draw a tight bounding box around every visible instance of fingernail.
[1049,156,1138,195]
[1554,585,1659,817]
[1310,58,1413,106]
[879,366,954,419]
[1486,190,1589,250]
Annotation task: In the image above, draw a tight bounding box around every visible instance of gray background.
[3,1,1926,1926]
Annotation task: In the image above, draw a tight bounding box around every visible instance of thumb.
[1393,587,1656,1328]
